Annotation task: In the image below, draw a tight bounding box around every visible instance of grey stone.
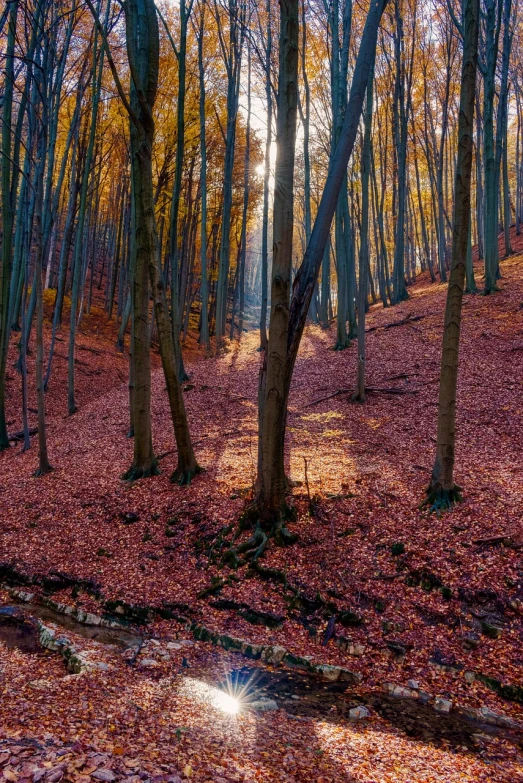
[464,670,475,684]
[407,679,419,690]
[140,659,159,668]
[434,697,453,714]
[10,589,35,603]
[349,706,371,720]
[241,641,263,659]
[166,642,182,650]
[218,634,243,652]
[383,682,415,699]
[339,668,362,683]
[261,645,287,666]
[250,697,279,712]
[315,664,341,682]
[84,613,102,626]
[477,706,521,729]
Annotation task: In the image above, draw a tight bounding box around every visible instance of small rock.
[462,632,480,650]
[349,706,371,720]
[261,645,287,666]
[472,732,494,744]
[139,659,159,668]
[315,664,341,682]
[250,697,278,712]
[434,697,453,714]
[122,512,139,524]
[407,679,419,690]
[166,642,182,650]
[481,621,503,639]
[84,613,102,626]
[509,598,523,615]
[464,670,475,684]
[383,683,415,699]
[477,706,521,729]
[339,668,362,683]
[241,641,263,659]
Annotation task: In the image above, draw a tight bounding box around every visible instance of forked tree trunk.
[257,0,388,525]
[426,0,480,510]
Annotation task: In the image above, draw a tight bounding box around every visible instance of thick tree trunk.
[257,0,299,527]
[256,0,387,525]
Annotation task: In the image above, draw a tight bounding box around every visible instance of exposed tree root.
[170,464,202,486]
[422,484,463,514]
[220,503,298,569]
[33,463,53,478]
[121,461,160,481]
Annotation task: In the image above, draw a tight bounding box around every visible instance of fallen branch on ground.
[8,427,38,442]
[365,313,430,334]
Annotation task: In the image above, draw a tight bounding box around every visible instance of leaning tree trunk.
[426,0,480,510]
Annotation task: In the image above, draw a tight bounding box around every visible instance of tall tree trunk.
[354,63,374,402]
[197,7,210,352]
[259,0,272,352]
[120,0,161,479]
[0,0,18,450]
[255,0,387,528]
[257,0,299,530]
[426,0,479,509]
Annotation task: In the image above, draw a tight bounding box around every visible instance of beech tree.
[254,0,389,531]
[426,0,480,509]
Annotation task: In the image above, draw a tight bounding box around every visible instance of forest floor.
[1,232,523,781]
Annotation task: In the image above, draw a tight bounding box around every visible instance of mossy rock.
[391,542,405,557]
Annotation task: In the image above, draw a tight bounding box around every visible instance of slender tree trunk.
[259,0,272,352]
[426,0,479,509]
[197,8,210,351]
[354,64,374,402]
[0,0,18,450]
